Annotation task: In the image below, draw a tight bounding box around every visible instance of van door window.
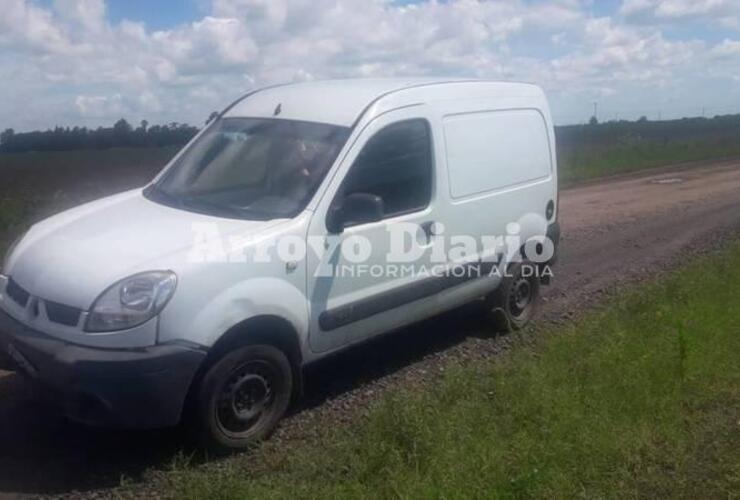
[342,119,432,219]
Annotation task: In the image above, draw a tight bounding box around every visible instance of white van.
[0,79,559,450]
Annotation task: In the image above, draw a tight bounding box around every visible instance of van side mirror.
[326,193,384,233]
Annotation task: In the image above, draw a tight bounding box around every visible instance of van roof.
[223,78,541,128]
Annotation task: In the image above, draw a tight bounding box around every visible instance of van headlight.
[85,271,177,332]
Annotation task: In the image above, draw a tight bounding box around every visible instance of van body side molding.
[318,258,500,331]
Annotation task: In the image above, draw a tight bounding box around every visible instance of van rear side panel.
[430,92,557,281]
[443,108,553,200]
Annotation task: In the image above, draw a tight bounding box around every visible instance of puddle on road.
[651,177,685,185]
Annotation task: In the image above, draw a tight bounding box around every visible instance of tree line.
[557,113,740,150]
[0,117,211,153]
[2,112,739,154]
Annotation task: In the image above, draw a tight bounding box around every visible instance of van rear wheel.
[195,344,292,453]
[486,261,540,332]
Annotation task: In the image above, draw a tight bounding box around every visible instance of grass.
[558,138,740,184]
[0,146,177,246]
[556,115,740,184]
[0,146,178,171]
[0,197,34,249]
[167,243,740,499]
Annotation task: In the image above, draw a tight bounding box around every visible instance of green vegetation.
[557,114,740,184]
[168,244,740,499]
[1,119,198,153]
[0,198,32,249]
[0,145,178,171]
[0,146,178,247]
[559,138,740,184]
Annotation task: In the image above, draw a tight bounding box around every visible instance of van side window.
[342,119,433,218]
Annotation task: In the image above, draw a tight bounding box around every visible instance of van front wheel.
[486,261,540,332]
[196,344,292,452]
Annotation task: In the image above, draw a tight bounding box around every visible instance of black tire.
[195,344,292,453]
[486,260,540,332]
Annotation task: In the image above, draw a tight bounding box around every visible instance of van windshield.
[146,117,350,220]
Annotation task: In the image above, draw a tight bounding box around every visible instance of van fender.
[184,278,309,351]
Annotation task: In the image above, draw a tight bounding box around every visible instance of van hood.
[5,189,287,309]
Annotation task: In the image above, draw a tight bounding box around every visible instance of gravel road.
[2,159,740,497]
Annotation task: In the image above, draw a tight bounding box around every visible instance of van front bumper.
[0,307,206,429]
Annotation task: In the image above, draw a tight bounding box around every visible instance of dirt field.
[1,159,740,497]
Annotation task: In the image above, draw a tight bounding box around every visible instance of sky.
[2,0,740,131]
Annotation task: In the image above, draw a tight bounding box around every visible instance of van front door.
[306,109,439,353]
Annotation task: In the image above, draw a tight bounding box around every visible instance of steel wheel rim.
[509,276,532,318]
[215,360,276,437]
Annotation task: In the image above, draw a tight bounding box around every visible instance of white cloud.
[711,38,740,56]
[621,0,740,28]
[151,16,258,73]
[622,0,730,18]
[0,0,75,54]
[0,0,739,130]
[75,93,125,116]
[53,0,106,34]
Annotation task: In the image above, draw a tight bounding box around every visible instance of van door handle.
[420,221,437,238]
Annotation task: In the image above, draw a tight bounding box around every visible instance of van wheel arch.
[211,315,301,366]
[184,315,304,423]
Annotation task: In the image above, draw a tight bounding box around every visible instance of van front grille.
[5,278,82,327]
[45,300,81,327]
[6,278,30,308]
